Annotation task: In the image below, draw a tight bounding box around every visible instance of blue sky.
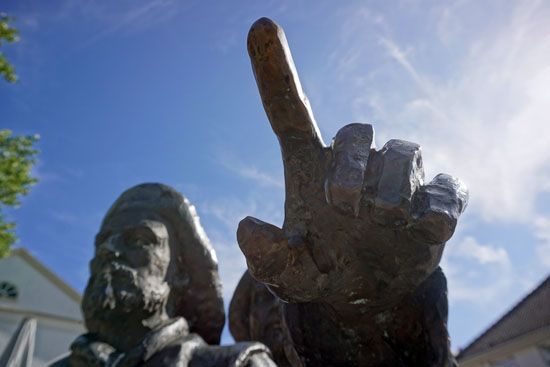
[2,0,549,350]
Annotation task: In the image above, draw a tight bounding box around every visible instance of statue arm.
[236,17,468,366]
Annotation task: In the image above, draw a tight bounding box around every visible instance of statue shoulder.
[189,340,275,367]
[144,334,275,366]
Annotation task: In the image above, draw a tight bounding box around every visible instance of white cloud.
[50,210,79,225]
[434,2,462,46]
[201,194,283,233]
[454,236,510,266]
[378,37,434,97]
[441,236,513,304]
[81,0,183,47]
[217,153,284,189]
[534,216,550,267]
[225,164,283,189]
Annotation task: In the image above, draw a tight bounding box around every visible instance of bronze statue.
[49,16,468,367]
[231,18,468,366]
[50,183,275,367]
[229,271,302,367]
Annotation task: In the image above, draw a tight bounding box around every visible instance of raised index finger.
[248,17,324,147]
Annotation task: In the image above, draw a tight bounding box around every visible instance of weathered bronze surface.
[229,271,302,367]
[232,17,468,366]
[50,183,276,367]
[47,16,467,366]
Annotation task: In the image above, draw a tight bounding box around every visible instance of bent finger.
[410,173,469,243]
[372,139,425,223]
[325,123,374,216]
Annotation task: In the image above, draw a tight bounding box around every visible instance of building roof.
[457,274,550,361]
[9,248,82,303]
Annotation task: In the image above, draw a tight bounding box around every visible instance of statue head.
[82,183,225,346]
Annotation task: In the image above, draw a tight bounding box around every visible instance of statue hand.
[238,18,468,308]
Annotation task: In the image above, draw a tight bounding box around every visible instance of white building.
[457,275,550,367]
[0,248,84,366]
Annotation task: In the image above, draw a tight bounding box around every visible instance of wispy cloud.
[442,236,514,304]
[50,0,191,49]
[218,153,284,189]
[201,194,283,234]
[534,216,550,267]
[378,37,435,98]
[50,210,79,225]
[453,236,510,267]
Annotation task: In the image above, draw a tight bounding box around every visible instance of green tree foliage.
[1,14,40,257]
[0,131,39,256]
[0,13,18,83]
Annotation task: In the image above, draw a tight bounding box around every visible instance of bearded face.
[82,213,171,332]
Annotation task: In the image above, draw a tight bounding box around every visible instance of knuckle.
[371,139,424,222]
[325,123,374,216]
[410,174,469,242]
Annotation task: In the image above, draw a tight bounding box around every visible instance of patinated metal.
[50,183,276,367]
[232,17,468,366]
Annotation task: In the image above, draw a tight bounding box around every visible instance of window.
[0,281,18,300]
